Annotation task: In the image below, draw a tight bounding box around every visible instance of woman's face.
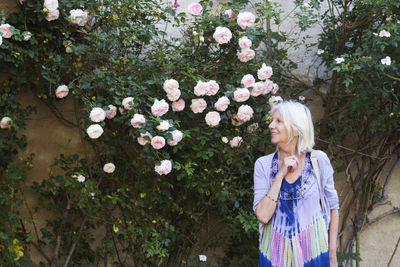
[269,110,289,146]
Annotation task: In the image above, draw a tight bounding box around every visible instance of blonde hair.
[271,100,314,153]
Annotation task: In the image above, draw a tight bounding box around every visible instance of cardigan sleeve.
[253,156,270,212]
[317,150,340,210]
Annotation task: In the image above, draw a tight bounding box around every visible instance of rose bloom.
[257,63,273,80]
[122,97,134,110]
[106,105,117,119]
[188,3,203,16]
[263,80,274,94]
[44,0,58,11]
[137,131,152,146]
[130,114,146,128]
[194,81,208,96]
[272,83,279,94]
[77,174,85,183]
[172,99,185,111]
[237,48,255,62]
[46,9,60,22]
[199,255,207,262]
[86,124,104,139]
[167,89,181,102]
[151,136,166,149]
[157,120,171,131]
[233,88,250,102]
[190,98,207,113]
[247,122,259,133]
[89,107,106,123]
[103,163,116,173]
[214,96,230,112]
[230,136,243,148]
[119,107,125,115]
[237,105,254,122]
[241,74,255,88]
[224,9,234,19]
[205,111,221,127]
[213,26,232,44]
[70,9,89,27]
[268,95,283,107]
[55,85,69,98]
[231,114,245,126]
[0,117,12,129]
[0,24,13,38]
[167,129,183,146]
[23,31,32,41]
[154,160,172,175]
[237,11,256,29]
[163,79,179,94]
[238,36,252,49]
[250,82,265,97]
[151,99,169,117]
[206,80,219,96]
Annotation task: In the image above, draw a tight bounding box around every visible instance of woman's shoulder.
[312,149,330,161]
[255,152,276,166]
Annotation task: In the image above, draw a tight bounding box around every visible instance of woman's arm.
[328,209,339,267]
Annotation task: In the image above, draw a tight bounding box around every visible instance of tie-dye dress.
[259,152,330,267]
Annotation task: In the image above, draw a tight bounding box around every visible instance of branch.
[365,208,400,228]
[388,236,400,267]
[63,215,88,267]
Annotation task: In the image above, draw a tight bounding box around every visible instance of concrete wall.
[1,0,399,266]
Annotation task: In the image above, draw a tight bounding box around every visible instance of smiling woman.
[253,100,339,267]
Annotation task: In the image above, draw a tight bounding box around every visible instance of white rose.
[268,96,283,107]
[241,74,255,88]
[23,31,32,41]
[194,81,207,96]
[89,107,106,122]
[130,114,146,128]
[154,160,172,175]
[163,79,179,94]
[213,26,232,44]
[214,96,230,112]
[122,97,134,110]
[233,88,250,102]
[230,136,243,148]
[151,99,169,117]
[86,124,104,139]
[44,0,58,11]
[167,129,183,146]
[46,9,60,21]
[0,117,12,129]
[238,36,252,49]
[237,105,254,122]
[77,174,85,183]
[55,85,69,98]
[237,12,256,29]
[250,82,265,97]
[137,132,152,146]
[0,24,13,39]
[257,63,273,80]
[70,9,89,26]
[103,163,116,173]
[157,120,171,131]
[167,89,181,102]
[106,105,117,119]
[190,98,207,114]
[205,111,221,127]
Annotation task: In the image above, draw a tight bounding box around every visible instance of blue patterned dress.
[259,152,330,267]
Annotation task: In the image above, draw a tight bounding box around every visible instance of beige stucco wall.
[1,0,399,266]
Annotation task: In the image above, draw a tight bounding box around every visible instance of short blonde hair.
[270,100,314,153]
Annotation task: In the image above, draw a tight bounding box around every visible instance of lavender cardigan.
[253,150,339,241]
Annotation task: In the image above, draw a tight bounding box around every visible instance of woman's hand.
[277,156,299,178]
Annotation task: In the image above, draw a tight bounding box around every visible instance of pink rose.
[167,129,183,146]
[89,107,106,122]
[122,97,134,110]
[55,85,69,98]
[106,105,117,119]
[190,98,207,113]
[213,26,232,44]
[257,63,273,80]
[163,79,179,94]
[250,82,265,97]
[205,111,221,127]
[156,120,171,131]
[263,80,273,94]
[233,88,250,102]
[130,114,146,128]
[194,81,208,96]
[167,89,181,102]
[119,107,125,115]
[206,80,219,96]
[188,3,203,16]
[268,96,283,107]
[70,9,89,26]
[151,99,169,117]
[0,24,13,38]
[44,0,58,11]
[237,12,256,29]
[241,74,255,88]
[86,124,104,139]
[272,83,279,94]
[237,105,254,122]
[224,9,235,19]
[155,160,172,175]
[151,136,166,149]
[238,36,252,49]
[237,48,255,62]
[214,96,230,112]
[230,136,243,148]
[172,99,185,111]
[137,132,152,145]
[46,9,60,22]
[0,117,12,129]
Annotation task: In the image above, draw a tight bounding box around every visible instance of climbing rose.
[167,89,181,102]
[106,105,117,119]
[224,9,234,19]
[272,83,279,94]
[0,24,13,38]
[70,9,89,26]
[241,74,255,88]
[199,255,207,262]
[167,129,183,146]
[230,136,243,148]
[155,160,172,175]
[205,111,221,127]
[237,12,255,29]
[137,132,152,145]
[257,64,273,80]
[86,124,104,139]
[237,48,255,62]
[263,80,274,94]
[194,81,208,96]
[55,85,69,98]
[89,107,106,123]
[0,117,12,129]
[130,114,146,128]
[151,99,169,117]
[157,120,171,131]
[214,96,230,112]
[238,36,252,49]
[269,96,283,107]
[172,99,185,111]
[213,27,232,44]
[103,163,116,173]
[44,0,58,11]
[188,3,203,16]
[122,97,134,110]
[190,99,207,113]
[206,80,219,96]
[250,82,265,97]
[151,136,166,149]
[46,9,59,21]
[233,88,250,102]
[163,79,179,94]
[237,105,254,122]
[77,174,85,183]
[23,31,32,41]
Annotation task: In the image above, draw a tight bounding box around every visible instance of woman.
[253,100,339,267]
